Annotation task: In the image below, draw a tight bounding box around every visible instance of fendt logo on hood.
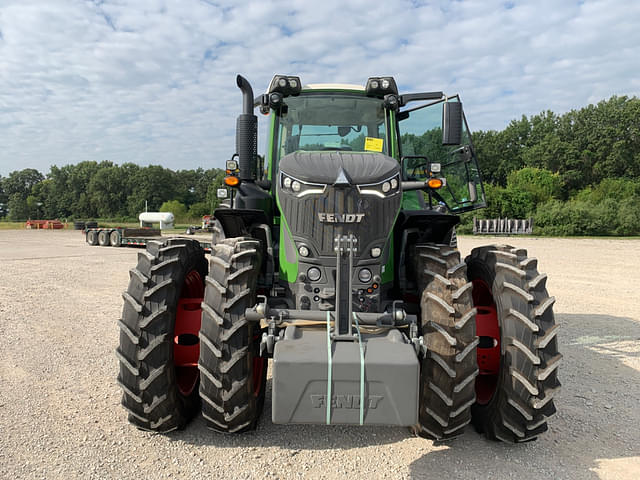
[318,213,365,223]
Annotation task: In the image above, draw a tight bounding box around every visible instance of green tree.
[3,169,44,220]
[188,201,210,218]
[68,161,107,217]
[473,95,640,194]
[2,169,44,197]
[7,193,29,221]
[159,200,188,222]
[616,197,640,235]
[471,130,503,184]
[0,175,7,218]
[127,165,178,216]
[507,167,563,205]
[87,166,130,218]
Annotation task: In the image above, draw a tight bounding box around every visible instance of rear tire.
[413,244,478,440]
[198,237,267,433]
[116,238,208,432]
[465,245,561,443]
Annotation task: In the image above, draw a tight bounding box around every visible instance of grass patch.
[0,222,25,230]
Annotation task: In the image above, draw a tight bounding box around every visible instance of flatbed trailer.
[83,227,213,253]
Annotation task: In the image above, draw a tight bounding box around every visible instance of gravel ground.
[1,230,639,479]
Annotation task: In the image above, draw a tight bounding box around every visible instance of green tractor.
[117,74,561,442]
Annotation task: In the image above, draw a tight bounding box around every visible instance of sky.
[0,0,638,176]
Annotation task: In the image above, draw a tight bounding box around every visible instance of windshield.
[275,94,388,160]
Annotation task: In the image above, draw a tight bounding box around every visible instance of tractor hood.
[279,151,399,185]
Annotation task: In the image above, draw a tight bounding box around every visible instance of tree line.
[1,95,639,234]
[465,95,640,235]
[0,162,226,222]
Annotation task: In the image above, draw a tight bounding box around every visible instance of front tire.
[465,245,561,442]
[199,237,267,433]
[116,238,208,432]
[413,244,478,440]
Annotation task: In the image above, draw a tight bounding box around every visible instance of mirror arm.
[399,92,444,106]
[401,181,430,191]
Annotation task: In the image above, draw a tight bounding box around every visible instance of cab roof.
[302,83,365,92]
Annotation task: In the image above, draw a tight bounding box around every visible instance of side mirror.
[217,188,228,199]
[442,101,463,145]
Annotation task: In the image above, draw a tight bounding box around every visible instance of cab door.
[397,96,486,213]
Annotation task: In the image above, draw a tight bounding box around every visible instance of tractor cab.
[222,75,487,303]
[261,76,486,216]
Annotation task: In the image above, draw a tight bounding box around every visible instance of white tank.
[139,212,174,229]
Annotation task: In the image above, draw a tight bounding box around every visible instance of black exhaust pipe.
[236,74,257,181]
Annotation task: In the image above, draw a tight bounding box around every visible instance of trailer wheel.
[465,245,561,443]
[199,237,266,433]
[412,244,478,440]
[116,238,208,432]
[86,230,98,246]
[98,229,111,246]
[110,230,122,247]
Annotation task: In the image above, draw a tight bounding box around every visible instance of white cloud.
[0,0,638,175]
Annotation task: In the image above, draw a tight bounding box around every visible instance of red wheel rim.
[472,278,501,405]
[174,270,204,396]
[252,356,265,397]
[252,333,265,397]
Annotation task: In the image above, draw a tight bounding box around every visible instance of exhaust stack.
[236,75,257,181]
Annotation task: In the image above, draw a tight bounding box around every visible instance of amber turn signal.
[224,176,240,187]
[427,178,443,189]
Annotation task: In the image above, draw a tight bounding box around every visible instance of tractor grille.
[279,185,401,257]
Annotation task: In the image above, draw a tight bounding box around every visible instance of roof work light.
[268,75,302,96]
[365,77,398,97]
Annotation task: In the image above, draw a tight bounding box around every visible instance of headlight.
[307,267,322,282]
[357,173,401,198]
[358,268,372,283]
[280,172,326,197]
